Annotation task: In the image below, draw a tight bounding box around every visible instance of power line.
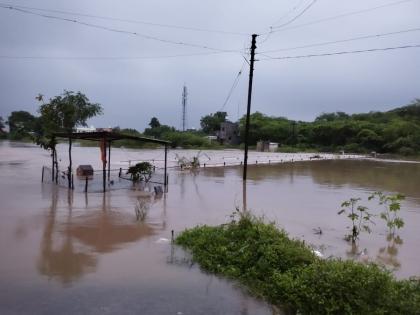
[0,5,242,53]
[272,0,318,29]
[259,43,420,60]
[0,51,233,61]
[219,60,246,111]
[259,27,420,53]
[270,0,305,26]
[268,0,418,34]
[259,0,317,45]
[0,2,250,36]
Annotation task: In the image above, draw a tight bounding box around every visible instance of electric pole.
[243,34,257,181]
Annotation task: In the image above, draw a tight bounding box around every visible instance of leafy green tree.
[149,117,161,129]
[36,91,102,185]
[38,90,102,133]
[315,111,349,122]
[0,116,5,133]
[144,124,175,139]
[200,111,227,134]
[7,111,37,139]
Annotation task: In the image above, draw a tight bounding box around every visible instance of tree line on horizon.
[1,95,420,155]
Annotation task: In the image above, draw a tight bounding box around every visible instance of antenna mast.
[182,85,188,131]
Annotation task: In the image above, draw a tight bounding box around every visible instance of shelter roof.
[53,131,170,145]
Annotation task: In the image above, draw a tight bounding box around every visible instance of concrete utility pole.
[243,34,258,181]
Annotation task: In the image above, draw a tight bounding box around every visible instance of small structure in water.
[42,130,170,193]
[76,165,93,176]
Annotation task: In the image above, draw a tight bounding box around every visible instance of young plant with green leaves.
[369,192,405,235]
[127,162,153,183]
[338,198,375,243]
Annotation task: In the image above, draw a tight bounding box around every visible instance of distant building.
[96,127,113,133]
[256,141,278,152]
[205,135,218,143]
[76,126,96,133]
[217,121,240,145]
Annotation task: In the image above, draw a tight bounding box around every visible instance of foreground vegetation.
[176,213,420,314]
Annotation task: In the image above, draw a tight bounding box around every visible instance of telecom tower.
[181,85,188,131]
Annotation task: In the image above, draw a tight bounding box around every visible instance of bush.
[176,214,315,288]
[398,146,416,156]
[176,215,420,314]
[272,260,420,314]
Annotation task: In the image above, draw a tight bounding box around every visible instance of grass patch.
[176,213,420,314]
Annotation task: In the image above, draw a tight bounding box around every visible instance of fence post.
[85,176,88,193]
[41,166,44,182]
[71,174,74,190]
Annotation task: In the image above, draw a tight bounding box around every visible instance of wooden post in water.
[107,141,111,181]
[41,166,44,182]
[100,138,107,193]
[85,176,88,193]
[51,151,55,181]
[68,137,72,189]
[164,144,168,188]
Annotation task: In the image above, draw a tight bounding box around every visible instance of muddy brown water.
[1,141,419,314]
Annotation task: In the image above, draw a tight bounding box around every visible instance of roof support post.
[101,138,107,193]
[164,144,168,188]
[107,141,111,181]
[68,137,72,189]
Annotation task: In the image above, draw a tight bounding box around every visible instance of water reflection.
[376,234,403,270]
[238,160,420,203]
[37,187,97,285]
[37,188,160,285]
[344,234,403,270]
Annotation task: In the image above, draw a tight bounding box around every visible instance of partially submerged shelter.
[52,131,170,192]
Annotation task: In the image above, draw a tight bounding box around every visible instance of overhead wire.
[0,51,234,61]
[259,27,420,53]
[219,60,247,111]
[267,0,418,34]
[0,2,250,36]
[259,0,317,46]
[272,0,318,29]
[0,4,242,53]
[270,0,305,26]
[259,43,420,61]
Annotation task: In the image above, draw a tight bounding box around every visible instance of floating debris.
[156,237,170,244]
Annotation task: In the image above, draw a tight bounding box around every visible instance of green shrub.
[176,215,420,314]
[272,260,420,314]
[126,162,153,182]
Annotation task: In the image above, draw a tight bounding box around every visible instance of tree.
[37,91,103,185]
[149,117,161,129]
[144,124,175,139]
[7,111,38,139]
[200,111,227,134]
[38,90,102,133]
[0,116,5,133]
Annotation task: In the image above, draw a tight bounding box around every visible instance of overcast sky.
[0,0,419,131]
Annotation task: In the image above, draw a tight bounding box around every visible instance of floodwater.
[1,141,420,314]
